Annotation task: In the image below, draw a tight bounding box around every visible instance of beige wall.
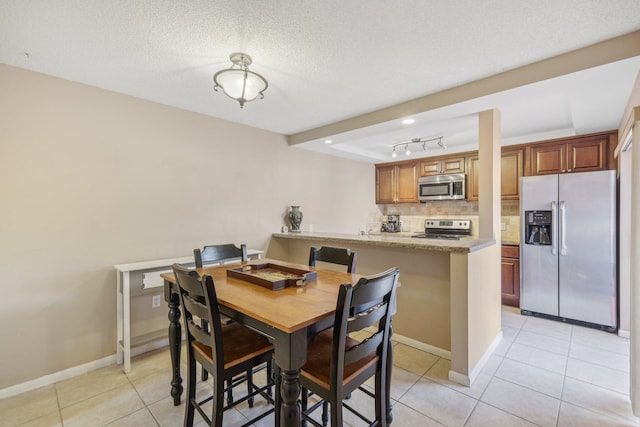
[0,65,375,389]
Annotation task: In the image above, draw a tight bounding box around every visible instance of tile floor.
[2,306,639,426]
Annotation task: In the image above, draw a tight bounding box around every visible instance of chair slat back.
[194,243,248,268]
[344,331,383,365]
[309,246,357,273]
[331,267,398,384]
[172,263,224,371]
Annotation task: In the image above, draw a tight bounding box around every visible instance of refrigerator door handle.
[559,200,567,256]
[551,201,558,255]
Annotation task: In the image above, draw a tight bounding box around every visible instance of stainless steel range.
[412,219,472,240]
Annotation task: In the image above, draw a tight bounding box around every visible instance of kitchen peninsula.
[268,231,501,386]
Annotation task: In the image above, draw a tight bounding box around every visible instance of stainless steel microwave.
[418,173,466,201]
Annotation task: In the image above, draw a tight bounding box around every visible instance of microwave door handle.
[449,181,454,198]
[551,201,557,255]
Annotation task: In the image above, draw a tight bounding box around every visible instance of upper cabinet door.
[466,148,523,201]
[375,162,418,204]
[375,165,396,204]
[501,148,524,199]
[529,133,611,176]
[419,156,465,176]
[419,159,443,176]
[530,142,566,175]
[441,157,466,174]
[567,137,607,173]
[396,163,418,203]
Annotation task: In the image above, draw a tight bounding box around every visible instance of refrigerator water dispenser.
[525,210,552,245]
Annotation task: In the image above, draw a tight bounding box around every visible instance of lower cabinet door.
[501,246,520,307]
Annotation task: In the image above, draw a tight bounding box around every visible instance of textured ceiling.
[1,1,640,162]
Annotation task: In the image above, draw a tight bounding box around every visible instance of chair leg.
[375,370,388,427]
[212,378,225,427]
[274,365,282,425]
[226,379,233,405]
[386,324,394,424]
[247,370,254,408]
[321,401,328,426]
[266,360,273,397]
[301,388,308,427]
[330,398,343,427]
[184,355,197,427]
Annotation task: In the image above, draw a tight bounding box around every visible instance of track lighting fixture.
[390,137,444,158]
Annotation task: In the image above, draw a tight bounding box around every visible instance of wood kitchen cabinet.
[501,245,520,307]
[419,155,465,176]
[375,162,418,203]
[528,133,611,176]
[466,147,524,201]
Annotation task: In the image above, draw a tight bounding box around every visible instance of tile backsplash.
[368,199,520,243]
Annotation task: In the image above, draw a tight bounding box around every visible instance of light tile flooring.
[2,306,639,426]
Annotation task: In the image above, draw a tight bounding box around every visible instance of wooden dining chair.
[299,267,399,427]
[308,246,357,273]
[172,263,275,427]
[193,243,269,405]
[305,245,358,424]
[194,243,248,268]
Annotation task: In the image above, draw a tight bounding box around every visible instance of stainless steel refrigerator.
[520,170,617,331]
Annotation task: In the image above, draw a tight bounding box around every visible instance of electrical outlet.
[152,295,161,308]
[501,222,507,231]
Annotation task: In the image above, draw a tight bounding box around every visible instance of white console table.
[114,249,263,373]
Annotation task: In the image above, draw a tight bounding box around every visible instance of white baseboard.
[364,326,451,359]
[0,355,116,400]
[0,338,169,400]
[130,338,170,359]
[449,330,503,387]
[392,333,451,360]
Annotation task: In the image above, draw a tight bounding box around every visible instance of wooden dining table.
[162,258,384,427]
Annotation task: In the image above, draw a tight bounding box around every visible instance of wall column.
[478,109,501,240]
[630,111,640,415]
[447,109,503,386]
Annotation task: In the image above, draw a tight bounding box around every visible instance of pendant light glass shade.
[213,53,268,108]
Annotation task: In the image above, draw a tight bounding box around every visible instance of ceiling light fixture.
[213,52,268,108]
[390,136,445,158]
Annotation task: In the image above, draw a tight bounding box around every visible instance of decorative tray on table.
[226,263,317,290]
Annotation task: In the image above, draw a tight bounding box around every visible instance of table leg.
[280,369,301,427]
[167,288,183,406]
[116,271,123,366]
[123,273,131,373]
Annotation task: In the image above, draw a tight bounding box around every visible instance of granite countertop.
[272,231,495,253]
